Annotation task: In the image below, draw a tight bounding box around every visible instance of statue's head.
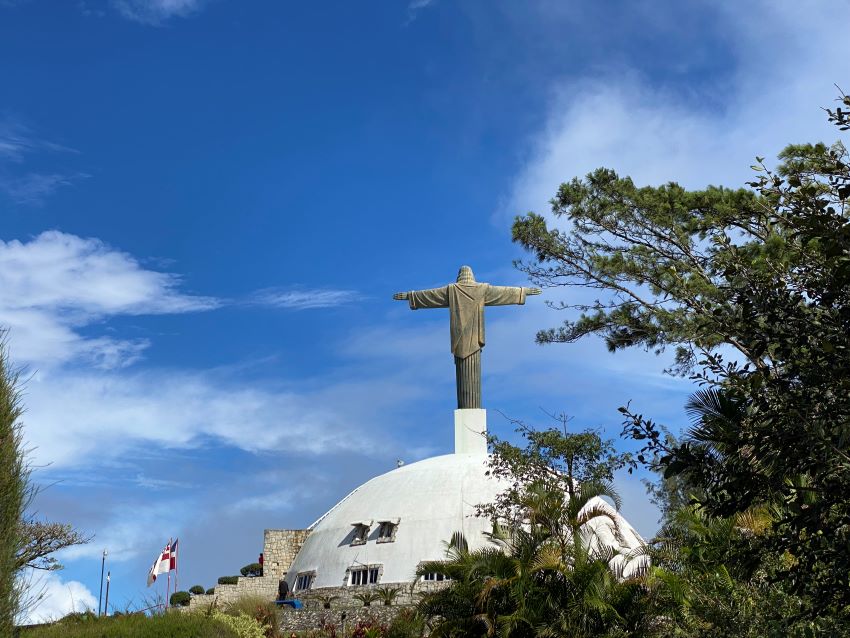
[456,265,476,284]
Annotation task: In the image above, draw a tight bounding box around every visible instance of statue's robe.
[407,283,527,408]
[407,283,527,359]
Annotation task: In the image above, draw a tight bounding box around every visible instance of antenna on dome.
[396,459,405,468]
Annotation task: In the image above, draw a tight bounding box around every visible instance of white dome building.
[284,410,646,593]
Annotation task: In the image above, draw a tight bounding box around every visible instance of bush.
[170,590,191,607]
[218,575,239,585]
[240,562,263,577]
[222,594,278,636]
[210,610,268,638]
[376,586,400,606]
[25,612,240,637]
[353,591,381,607]
[206,587,216,595]
[189,585,205,595]
[349,618,388,637]
[386,609,426,638]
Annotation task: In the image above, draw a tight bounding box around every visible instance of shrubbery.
[240,562,262,577]
[221,594,278,633]
[189,585,205,595]
[23,612,240,637]
[218,575,239,585]
[210,610,268,638]
[170,590,191,607]
[206,587,216,595]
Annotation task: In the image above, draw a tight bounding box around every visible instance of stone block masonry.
[187,528,310,611]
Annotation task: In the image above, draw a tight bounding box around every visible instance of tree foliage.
[17,520,90,572]
[480,414,632,526]
[419,423,667,637]
[0,337,26,633]
[239,562,262,577]
[170,590,191,607]
[0,333,89,626]
[513,91,850,618]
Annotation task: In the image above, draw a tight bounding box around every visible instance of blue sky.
[1,0,847,621]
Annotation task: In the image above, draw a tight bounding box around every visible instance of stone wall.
[187,528,310,612]
[264,529,311,581]
[278,603,412,634]
[277,581,450,633]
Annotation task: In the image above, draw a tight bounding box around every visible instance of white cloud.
[0,231,218,368]
[23,368,382,469]
[20,571,98,624]
[112,0,204,25]
[252,288,361,310]
[502,1,848,224]
[0,230,424,473]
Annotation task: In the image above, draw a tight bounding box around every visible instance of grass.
[21,610,240,638]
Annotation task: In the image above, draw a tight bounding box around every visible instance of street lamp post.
[104,571,111,617]
[98,549,108,616]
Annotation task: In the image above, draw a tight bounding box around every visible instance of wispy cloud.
[0,117,84,205]
[405,0,435,25]
[111,0,205,25]
[0,172,88,205]
[252,288,361,310]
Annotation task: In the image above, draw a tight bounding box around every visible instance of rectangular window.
[377,522,395,541]
[423,572,451,582]
[349,566,381,586]
[295,573,315,591]
[351,523,370,545]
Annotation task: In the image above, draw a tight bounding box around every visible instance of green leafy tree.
[480,414,632,525]
[419,423,672,637]
[0,335,91,628]
[0,338,26,633]
[513,91,850,616]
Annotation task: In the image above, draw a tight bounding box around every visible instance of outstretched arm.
[394,286,449,309]
[485,285,541,306]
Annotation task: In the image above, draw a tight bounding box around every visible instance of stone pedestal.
[454,408,487,455]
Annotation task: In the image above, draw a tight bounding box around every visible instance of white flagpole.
[174,539,178,597]
[166,538,172,608]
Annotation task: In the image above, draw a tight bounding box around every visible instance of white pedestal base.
[454,409,487,455]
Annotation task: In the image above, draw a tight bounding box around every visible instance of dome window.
[376,518,400,543]
[295,571,315,591]
[350,520,372,546]
[349,564,381,586]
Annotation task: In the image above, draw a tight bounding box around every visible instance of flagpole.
[167,538,172,609]
[174,539,178,597]
[98,549,107,616]
[104,571,111,616]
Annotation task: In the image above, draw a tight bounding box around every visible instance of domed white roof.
[286,452,501,589]
[285,449,647,590]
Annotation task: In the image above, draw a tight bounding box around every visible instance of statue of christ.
[394,265,541,409]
